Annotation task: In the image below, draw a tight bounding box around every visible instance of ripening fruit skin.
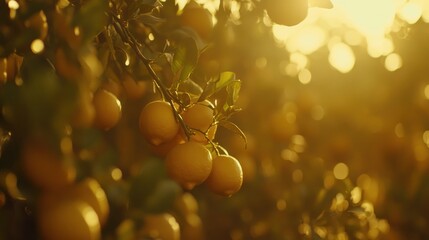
[181,100,216,143]
[150,132,186,157]
[72,92,95,129]
[93,89,122,130]
[174,192,199,216]
[38,178,110,227]
[206,155,243,197]
[264,0,309,26]
[165,141,213,190]
[71,178,110,226]
[37,200,101,240]
[180,1,214,40]
[181,213,205,240]
[21,140,76,191]
[122,74,148,100]
[139,100,180,146]
[139,213,180,240]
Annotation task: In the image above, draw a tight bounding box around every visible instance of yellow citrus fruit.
[165,141,212,190]
[139,213,180,240]
[93,89,122,130]
[21,139,76,191]
[37,200,101,240]
[150,132,186,157]
[139,100,180,146]
[264,0,308,26]
[181,213,205,240]
[174,192,199,216]
[72,92,95,128]
[101,78,122,97]
[54,48,82,79]
[122,74,148,100]
[206,155,243,196]
[180,1,213,40]
[181,100,216,143]
[70,178,110,226]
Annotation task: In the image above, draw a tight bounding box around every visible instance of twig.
[109,13,193,139]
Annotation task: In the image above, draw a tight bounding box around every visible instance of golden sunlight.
[272,0,429,73]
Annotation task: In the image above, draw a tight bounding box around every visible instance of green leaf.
[128,159,166,209]
[143,180,182,213]
[226,79,241,106]
[178,78,203,96]
[199,71,236,101]
[218,120,247,149]
[171,37,199,89]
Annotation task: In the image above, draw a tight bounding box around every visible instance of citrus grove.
[1,0,426,239]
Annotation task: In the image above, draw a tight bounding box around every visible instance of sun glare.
[328,42,355,73]
[270,0,429,73]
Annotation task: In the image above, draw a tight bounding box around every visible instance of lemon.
[21,139,76,191]
[93,89,122,130]
[181,100,216,143]
[206,155,243,196]
[165,141,212,190]
[139,100,180,146]
[139,213,180,240]
[38,200,100,240]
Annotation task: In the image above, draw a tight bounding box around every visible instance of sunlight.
[384,53,403,72]
[328,42,355,73]
[332,0,401,39]
[270,0,429,73]
[398,1,423,24]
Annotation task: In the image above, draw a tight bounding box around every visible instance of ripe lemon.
[180,1,214,40]
[165,141,212,190]
[70,178,110,226]
[150,132,186,157]
[181,100,216,143]
[122,74,148,100]
[139,213,180,240]
[206,155,243,196]
[93,89,122,130]
[72,92,95,128]
[139,100,180,146]
[264,0,308,26]
[101,78,122,97]
[174,192,199,216]
[181,213,205,240]
[37,178,110,227]
[21,139,76,191]
[37,199,101,240]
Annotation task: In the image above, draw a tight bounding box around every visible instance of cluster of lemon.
[139,99,244,197]
[116,192,203,240]
[20,138,109,240]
